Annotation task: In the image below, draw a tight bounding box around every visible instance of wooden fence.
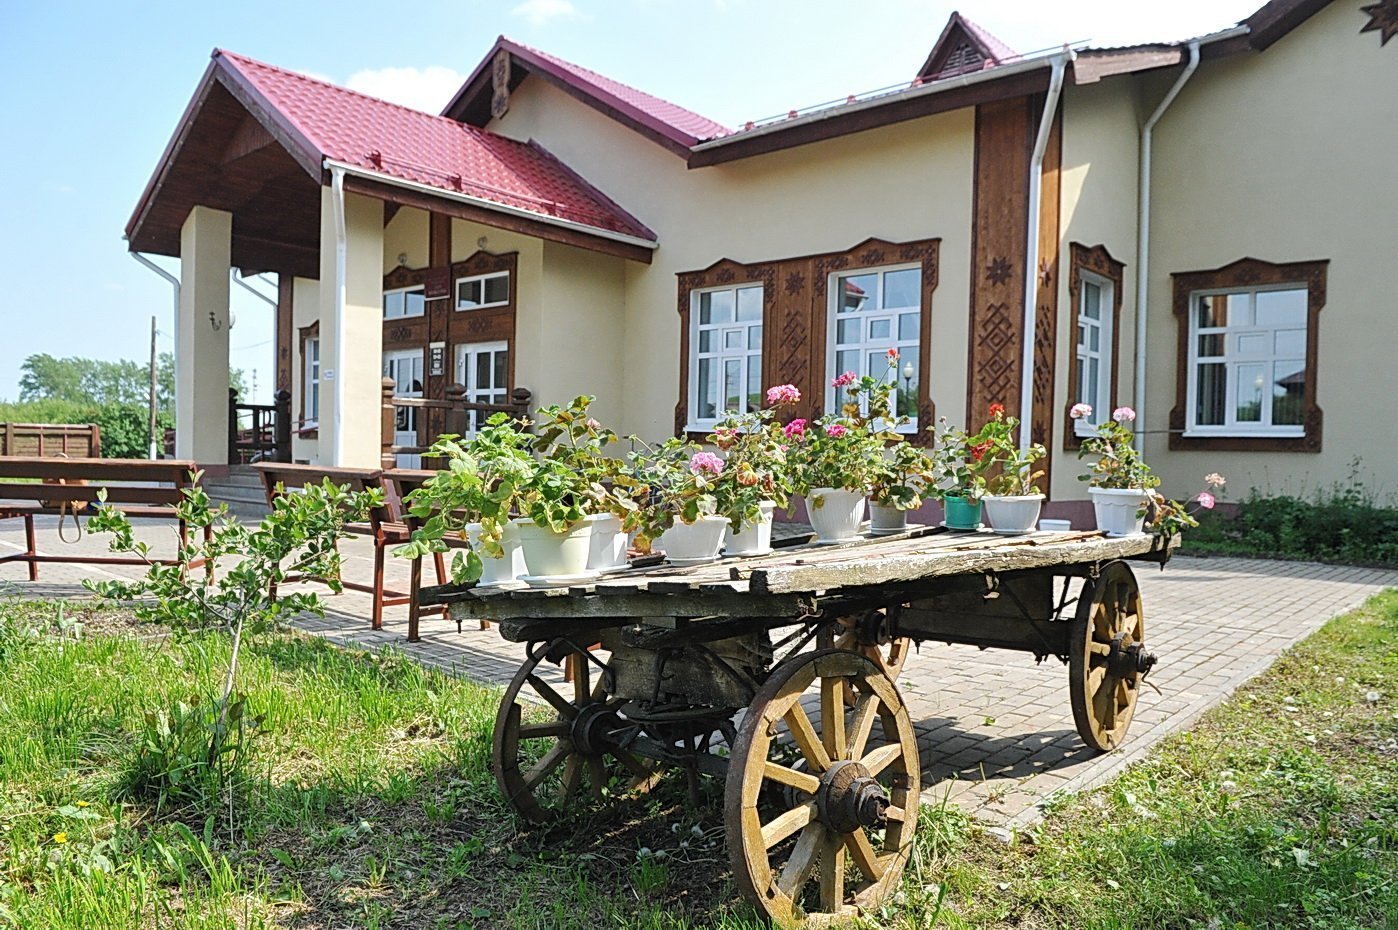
[0,422,101,458]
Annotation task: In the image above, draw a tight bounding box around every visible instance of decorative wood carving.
[1031,104,1061,490]
[986,256,1012,285]
[1168,257,1328,452]
[1063,243,1125,452]
[275,276,293,392]
[1361,0,1398,44]
[491,49,511,119]
[676,237,940,442]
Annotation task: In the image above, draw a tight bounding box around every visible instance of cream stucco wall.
[1051,78,1144,500]
[383,206,430,275]
[1146,1,1398,499]
[538,241,628,422]
[488,78,975,442]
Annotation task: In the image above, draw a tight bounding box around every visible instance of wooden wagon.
[422,526,1175,927]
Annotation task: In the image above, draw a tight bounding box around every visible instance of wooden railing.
[380,377,533,469]
[229,388,292,464]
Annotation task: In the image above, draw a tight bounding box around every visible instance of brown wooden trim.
[341,174,654,265]
[275,275,294,394]
[1245,0,1331,50]
[1062,243,1125,452]
[1168,257,1327,452]
[688,68,1049,168]
[676,237,940,443]
[1031,99,1062,491]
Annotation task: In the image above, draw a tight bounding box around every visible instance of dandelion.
[824,423,848,438]
[988,402,1005,418]
[1366,691,1381,704]
[1204,472,1226,489]
[689,452,724,475]
[1112,406,1136,423]
[765,383,801,406]
[52,832,68,844]
[75,801,89,808]
[1069,402,1092,420]
[782,418,807,439]
[831,371,857,388]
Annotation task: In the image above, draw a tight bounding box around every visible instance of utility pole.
[148,315,158,459]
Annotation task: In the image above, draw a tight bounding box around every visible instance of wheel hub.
[1105,632,1157,685]
[570,703,621,757]
[817,760,890,834]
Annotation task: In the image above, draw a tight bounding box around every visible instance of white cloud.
[345,66,468,113]
[511,0,584,27]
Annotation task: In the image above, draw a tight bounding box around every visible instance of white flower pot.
[585,512,628,572]
[983,494,1045,535]
[725,501,776,557]
[1089,487,1152,537]
[513,518,595,578]
[465,520,525,587]
[659,515,730,564]
[807,488,867,543]
[868,502,909,536]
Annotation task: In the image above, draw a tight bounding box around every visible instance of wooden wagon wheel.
[726,649,920,927]
[1069,561,1156,752]
[834,611,911,679]
[493,638,657,823]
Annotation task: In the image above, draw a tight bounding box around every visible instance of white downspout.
[1134,40,1200,453]
[1018,51,1071,451]
[330,166,348,465]
[129,249,179,459]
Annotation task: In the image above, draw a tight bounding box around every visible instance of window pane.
[724,359,741,412]
[835,350,859,378]
[1082,282,1101,321]
[1197,333,1225,357]
[896,357,919,419]
[1236,333,1268,356]
[457,280,482,310]
[494,351,508,389]
[899,313,918,341]
[1196,295,1223,329]
[697,358,716,420]
[1235,363,1265,422]
[698,330,714,353]
[1275,329,1306,356]
[747,355,761,410]
[698,292,713,326]
[476,353,491,389]
[839,274,876,313]
[1085,357,1099,409]
[384,292,403,318]
[1226,293,1251,327]
[724,329,742,350]
[748,325,762,350]
[1255,289,1306,328]
[1273,360,1305,426]
[483,274,509,306]
[869,318,892,341]
[1196,363,1225,426]
[867,352,885,381]
[708,289,735,324]
[736,286,762,322]
[405,290,425,316]
[836,319,860,345]
[1089,326,1100,352]
[882,269,920,309]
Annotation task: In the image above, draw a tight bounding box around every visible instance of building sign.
[425,267,450,299]
[429,341,446,376]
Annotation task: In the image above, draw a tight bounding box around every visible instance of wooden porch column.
[318,189,385,467]
[177,205,232,464]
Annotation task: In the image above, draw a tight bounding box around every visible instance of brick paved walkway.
[4,515,1394,826]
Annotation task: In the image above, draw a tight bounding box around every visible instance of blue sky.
[0,0,1260,403]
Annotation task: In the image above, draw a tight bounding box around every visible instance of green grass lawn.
[0,591,1395,929]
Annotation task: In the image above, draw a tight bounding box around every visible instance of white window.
[826,265,921,430]
[455,271,510,311]
[455,341,509,434]
[1074,271,1113,434]
[384,349,425,468]
[687,284,763,430]
[1186,285,1308,436]
[304,337,320,426]
[383,285,425,319]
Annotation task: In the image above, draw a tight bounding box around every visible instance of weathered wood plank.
[447,589,818,623]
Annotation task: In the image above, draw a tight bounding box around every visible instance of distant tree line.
[2,354,247,458]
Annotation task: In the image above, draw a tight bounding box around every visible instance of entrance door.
[383,349,425,468]
[454,341,509,435]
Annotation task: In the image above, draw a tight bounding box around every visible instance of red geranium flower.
[988,403,1005,418]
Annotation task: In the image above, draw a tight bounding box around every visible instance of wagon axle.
[1106,632,1158,685]
[817,760,891,835]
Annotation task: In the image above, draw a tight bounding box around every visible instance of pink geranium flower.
[765,383,801,406]
[831,371,857,388]
[1070,403,1093,420]
[1112,406,1137,423]
[1197,491,1216,510]
[783,418,807,439]
[689,451,724,475]
[824,423,848,438]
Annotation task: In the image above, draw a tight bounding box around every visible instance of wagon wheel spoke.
[523,743,570,790]
[726,649,918,927]
[558,754,583,805]
[527,675,578,719]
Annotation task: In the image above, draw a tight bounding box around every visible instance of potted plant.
[401,414,534,586]
[711,384,798,557]
[532,397,633,573]
[1073,404,1159,536]
[843,351,928,536]
[633,438,729,564]
[928,416,998,530]
[979,403,1047,534]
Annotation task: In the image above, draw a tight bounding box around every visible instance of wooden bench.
[0,457,206,579]
[253,463,414,632]
[383,468,493,643]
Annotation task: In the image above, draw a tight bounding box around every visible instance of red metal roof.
[217,50,655,241]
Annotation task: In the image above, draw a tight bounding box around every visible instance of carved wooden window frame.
[1063,243,1124,450]
[297,320,320,435]
[1169,257,1327,452]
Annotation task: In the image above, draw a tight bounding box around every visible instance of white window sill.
[453,302,509,312]
[1182,427,1305,439]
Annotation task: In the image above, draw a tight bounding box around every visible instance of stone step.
[204,484,268,506]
